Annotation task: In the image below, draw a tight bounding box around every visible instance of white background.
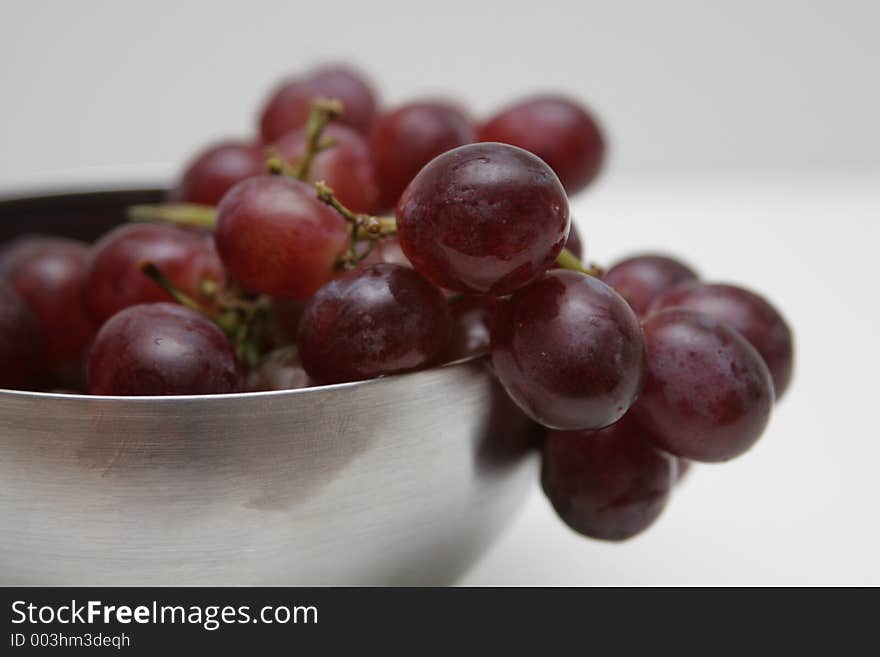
[1,0,878,584]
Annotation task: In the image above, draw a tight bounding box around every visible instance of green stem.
[315,180,397,269]
[139,261,208,313]
[315,181,396,236]
[292,99,344,180]
[265,147,298,177]
[128,203,218,230]
[314,181,397,269]
[315,180,360,222]
[555,248,602,277]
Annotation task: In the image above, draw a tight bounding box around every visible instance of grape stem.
[128,203,217,229]
[555,248,603,277]
[290,99,344,180]
[265,147,298,178]
[140,262,210,314]
[139,261,271,367]
[314,180,397,268]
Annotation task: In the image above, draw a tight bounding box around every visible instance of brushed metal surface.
[0,361,536,585]
[0,186,536,585]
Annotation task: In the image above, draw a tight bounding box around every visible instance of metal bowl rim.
[0,354,486,403]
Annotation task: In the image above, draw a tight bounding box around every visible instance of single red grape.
[0,279,40,389]
[173,140,265,206]
[87,303,241,396]
[0,234,54,273]
[649,282,794,398]
[275,123,380,213]
[478,95,605,194]
[602,253,698,316]
[214,175,349,299]
[491,270,645,430]
[542,414,677,540]
[245,346,312,392]
[297,263,451,384]
[397,142,570,295]
[0,235,84,274]
[259,65,378,142]
[633,308,774,462]
[2,237,96,379]
[84,223,225,325]
[369,101,475,210]
[445,295,492,361]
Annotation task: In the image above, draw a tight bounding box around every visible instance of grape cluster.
[0,63,793,542]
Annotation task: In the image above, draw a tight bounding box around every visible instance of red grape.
[173,140,265,206]
[369,101,475,210]
[397,142,570,295]
[0,279,40,389]
[245,346,312,392]
[87,303,241,395]
[491,270,645,430]
[297,263,451,384]
[633,308,774,462]
[478,95,605,194]
[275,123,380,213]
[542,414,677,540]
[0,235,82,274]
[649,282,794,398]
[602,253,698,316]
[214,175,349,299]
[259,65,378,142]
[445,295,492,361]
[84,223,225,325]
[2,237,95,380]
[0,234,54,273]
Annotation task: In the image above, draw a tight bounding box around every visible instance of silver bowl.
[0,187,537,585]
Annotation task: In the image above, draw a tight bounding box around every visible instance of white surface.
[0,0,878,187]
[460,173,880,585]
[0,1,878,585]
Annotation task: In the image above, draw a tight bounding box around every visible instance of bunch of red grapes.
[0,64,793,541]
